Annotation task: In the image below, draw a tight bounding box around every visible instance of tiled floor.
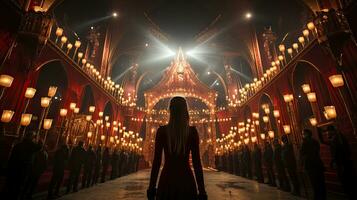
[58,169,305,200]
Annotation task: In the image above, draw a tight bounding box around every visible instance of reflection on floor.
[59,169,304,200]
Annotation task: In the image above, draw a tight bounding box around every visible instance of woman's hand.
[147,188,156,200]
[198,193,208,200]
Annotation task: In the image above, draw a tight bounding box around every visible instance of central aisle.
[59,169,303,200]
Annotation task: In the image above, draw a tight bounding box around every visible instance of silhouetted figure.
[3,132,40,199]
[48,142,69,199]
[319,125,357,199]
[148,97,207,200]
[82,145,96,188]
[281,135,300,196]
[101,147,110,183]
[243,145,252,178]
[92,146,102,185]
[66,141,85,193]
[22,141,48,199]
[252,143,264,183]
[110,149,119,179]
[300,129,326,200]
[238,147,245,176]
[273,139,290,192]
[263,141,276,186]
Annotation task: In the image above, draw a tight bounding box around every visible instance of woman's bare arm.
[191,127,206,195]
[148,126,164,189]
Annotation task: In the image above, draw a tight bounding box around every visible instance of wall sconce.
[60,36,67,48]
[89,106,95,113]
[1,110,14,123]
[48,86,57,98]
[73,41,81,59]
[301,84,311,94]
[20,114,32,126]
[86,115,92,121]
[251,136,257,143]
[309,117,317,126]
[66,43,73,54]
[25,87,36,98]
[99,111,104,118]
[69,102,76,110]
[87,131,92,138]
[268,130,274,138]
[74,108,79,114]
[307,92,317,102]
[324,106,337,119]
[41,97,51,108]
[287,48,293,58]
[329,74,344,88]
[292,43,299,53]
[101,135,105,141]
[263,116,269,123]
[0,74,14,100]
[60,108,68,117]
[77,52,83,63]
[43,119,53,130]
[283,125,291,134]
[303,29,310,41]
[55,27,63,43]
[298,36,305,47]
[273,110,280,118]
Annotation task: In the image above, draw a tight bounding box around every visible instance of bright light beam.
[141,34,175,64]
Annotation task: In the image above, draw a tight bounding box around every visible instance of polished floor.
[58,169,305,200]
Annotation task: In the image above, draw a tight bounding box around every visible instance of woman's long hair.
[167,96,190,155]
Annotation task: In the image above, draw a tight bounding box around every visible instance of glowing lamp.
[298,36,305,44]
[106,122,110,128]
[81,58,87,65]
[309,117,317,126]
[283,125,291,134]
[268,130,274,138]
[260,133,266,140]
[21,114,32,126]
[283,94,293,103]
[86,115,92,121]
[60,108,68,117]
[60,36,67,44]
[25,88,36,98]
[55,27,63,37]
[273,110,280,118]
[74,108,79,114]
[0,75,14,88]
[263,116,269,123]
[307,92,317,102]
[67,43,73,50]
[89,106,95,113]
[255,120,259,126]
[105,116,109,121]
[307,22,315,31]
[251,136,257,143]
[78,52,84,59]
[69,103,76,110]
[74,41,81,48]
[303,29,309,37]
[110,136,114,143]
[1,110,14,123]
[48,86,57,97]
[41,97,51,108]
[292,43,299,50]
[278,55,284,61]
[324,106,337,119]
[287,48,293,55]
[43,119,53,130]
[278,44,285,52]
[301,84,311,94]
[87,131,92,138]
[99,111,104,117]
[329,74,344,88]
[100,135,105,141]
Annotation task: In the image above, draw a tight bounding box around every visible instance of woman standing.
[147,97,207,200]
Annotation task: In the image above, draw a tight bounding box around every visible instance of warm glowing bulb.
[21,114,32,126]
[283,125,291,134]
[1,110,14,123]
[329,74,344,88]
[41,97,51,108]
[24,87,36,98]
[301,84,311,94]
[48,86,57,97]
[324,106,337,119]
[0,75,14,88]
[60,108,68,117]
[43,119,53,130]
[309,117,317,126]
[307,92,317,102]
[69,102,76,110]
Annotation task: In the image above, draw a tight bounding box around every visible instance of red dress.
[149,126,206,200]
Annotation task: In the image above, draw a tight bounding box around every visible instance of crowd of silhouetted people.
[215,126,357,200]
[1,131,141,200]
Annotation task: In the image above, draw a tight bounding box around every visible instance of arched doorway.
[292,61,332,128]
